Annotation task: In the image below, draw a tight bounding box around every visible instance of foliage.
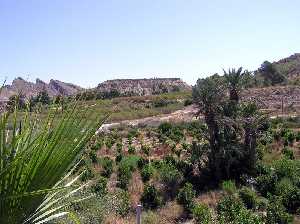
[217,195,263,224]
[141,164,154,182]
[192,203,213,224]
[92,176,108,196]
[80,166,95,182]
[0,102,101,223]
[115,190,130,217]
[239,187,257,209]
[101,157,113,178]
[177,182,196,212]
[266,197,293,224]
[141,211,159,224]
[141,184,162,210]
[222,180,237,195]
[128,145,136,154]
[89,150,98,163]
[193,69,266,182]
[257,61,286,86]
[159,162,183,197]
[282,147,295,160]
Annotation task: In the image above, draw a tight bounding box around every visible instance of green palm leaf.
[0,101,104,223]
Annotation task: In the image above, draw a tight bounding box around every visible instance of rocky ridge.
[96,78,191,96]
[0,77,83,101]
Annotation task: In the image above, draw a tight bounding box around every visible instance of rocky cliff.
[96,78,191,96]
[0,77,83,101]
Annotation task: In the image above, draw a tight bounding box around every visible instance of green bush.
[115,153,123,163]
[266,197,293,224]
[177,182,196,212]
[80,167,95,182]
[101,157,113,178]
[192,203,212,224]
[89,150,98,164]
[92,176,108,195]
[158,122,173,136]
[282,147,295,160]
[116,190,130,217]
[128,145,136,154]
[159,162,183,196]
[222,180,237,195]
[141,184,162,209]
[217,195,244,223]
[141,164,154,182]
[137,157,148,169]
[117,163,132,189]
[239,187,257,209]
[116,142,123,153]
[141,211,159,224]
[275,178,300,213]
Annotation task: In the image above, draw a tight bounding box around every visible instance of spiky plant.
[0,100,104,223]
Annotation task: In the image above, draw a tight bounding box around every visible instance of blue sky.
[0,0,300,87]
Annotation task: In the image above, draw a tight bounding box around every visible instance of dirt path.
[98,105,198,132]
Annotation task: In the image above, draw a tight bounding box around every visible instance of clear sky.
[0,0,300,87]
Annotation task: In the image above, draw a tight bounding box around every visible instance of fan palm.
[0,100,104,223]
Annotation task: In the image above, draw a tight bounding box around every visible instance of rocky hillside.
[96,78,191,96]
[274,53,300,80]
[0,77,83,101]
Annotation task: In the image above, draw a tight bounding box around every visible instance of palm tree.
[0,101,103,223]
[223,67,244,103]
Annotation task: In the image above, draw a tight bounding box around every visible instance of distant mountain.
[0,77,83,101]
[96,78,191,96]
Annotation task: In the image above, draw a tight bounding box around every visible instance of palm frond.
[0,101,104,223]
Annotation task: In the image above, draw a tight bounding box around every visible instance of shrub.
[275,178,300,213]
[255,172,277,197]
[137,157,148,169]
[116,142,123,153]
[141,164,154,182]
[117,163,132,189]
[91,141,103,151]
[266,197,293,224]
[192,203,213,224]
[159,162,183,197]
[115,153,123,163]
[177,182,196,212]
[141,184,162,209]
[128,145,136,154]
[89,150,98,164]
[233,208,264,224]
[222,180,237,195]
[80,167,95,182]
[217,195,244,223]
[142,211,159,224]
[282,147,295,160]
[158,122,173,136]
[101,157,113,178]
[239,187,257,209]
[116,190,130,217]
[92,176,108,195]
[141,144,150,156]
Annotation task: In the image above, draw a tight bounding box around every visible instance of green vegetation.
[0,103,101,223]
[3,67,300,223]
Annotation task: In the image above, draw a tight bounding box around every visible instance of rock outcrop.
[0,77,83,101]
[96,78,191,96]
